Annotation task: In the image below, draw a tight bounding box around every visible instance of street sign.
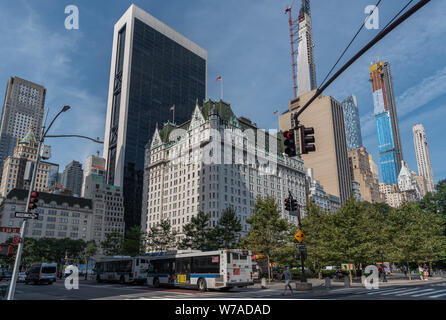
[14,212,38,219]
[0,227,20,233]
[294,229,306,243]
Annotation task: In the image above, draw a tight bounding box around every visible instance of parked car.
[2,271,12,281]
[17,272,27,283]
[25,263,57,285]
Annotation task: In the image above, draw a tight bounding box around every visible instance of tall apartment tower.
[81,155,106,197]
[62,160,84,197]
[369,62,403,184]
[0,77,46,184]
[297,0,317,97]
[341,95,363,151]
[103,4,207,229]
[279,90,353,204]
[412,124,435,192]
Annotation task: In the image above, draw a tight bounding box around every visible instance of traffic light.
[28,191,39,211]
[283,130,297,157]
[284,197,291,211]
[291,199,298,211]
[299,126,316,154]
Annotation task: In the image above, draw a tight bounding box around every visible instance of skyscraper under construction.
[369,61,403,185]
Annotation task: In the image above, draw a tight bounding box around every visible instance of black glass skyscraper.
[103,5,207,230]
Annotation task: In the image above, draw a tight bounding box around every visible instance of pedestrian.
[402,265,407,278]
[281,266,293,296]
[418,265,424,280]
[423,266,429,281]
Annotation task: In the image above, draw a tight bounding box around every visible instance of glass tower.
[103,5,207,229]
[341,95,363,151]
[369,62,403,184]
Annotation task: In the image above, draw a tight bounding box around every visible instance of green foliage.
[100,232,124,256]
[240,196,291,281]
[121,226,145,257]
[179,211,213,250]
[208,207,243,249]
[19,238,86,267]
[146,219,177,252]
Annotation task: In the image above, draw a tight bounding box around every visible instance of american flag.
[216,76,222,82]
[170,105,175,111]
[273,110,278,115]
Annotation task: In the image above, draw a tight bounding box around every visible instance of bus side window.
[136,259,139,266]
[227,252,231,264]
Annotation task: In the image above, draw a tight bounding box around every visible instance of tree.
[146,220,177,252]
[327,197,376,282]
[240,196,290,282]
[301,200,333,278]
[121,227,145,257]
[211,208,243,249]
[386,202,430,279]
[81,242,98,279]
[180,211,212,250]
[101,232,124,256]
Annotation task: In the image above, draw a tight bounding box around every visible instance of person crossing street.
[281,266,293,296]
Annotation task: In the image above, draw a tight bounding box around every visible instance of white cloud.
[396,65,446,118]
[0,2,106,170]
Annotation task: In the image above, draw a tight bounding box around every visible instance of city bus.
[95,256,150,284]
[145,249,254,291]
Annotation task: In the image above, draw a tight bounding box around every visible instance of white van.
[25,263,58,285]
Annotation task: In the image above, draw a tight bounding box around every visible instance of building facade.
[0,129,51,197]
[369,62,404,184]
[341,95,363,151]
[0,189,93,243]
[81,155,106,197]
[398,161,422,202]
[412,124,435,193]
[296,0,317,97]
[348,147,384,203]
[143,100,307,244]
[379,183,405,208]
[61,161,83,197]
[0,77,46,184]
[279,90,352,204]
[103,4,207,230]
[83,173,125,251]
[305,168,340,212]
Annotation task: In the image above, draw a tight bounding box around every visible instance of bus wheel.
[120,276,125,284]
[97,275,102,283]
[153,278,160,288]
[198,278,207,292]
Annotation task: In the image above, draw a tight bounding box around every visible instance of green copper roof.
[19,128,37,145]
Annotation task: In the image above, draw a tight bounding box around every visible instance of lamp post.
[7,105,102,300]
[379,248,387,283]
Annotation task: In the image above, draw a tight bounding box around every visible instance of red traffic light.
[28,191,40,211]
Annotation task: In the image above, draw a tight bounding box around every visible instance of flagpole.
[173,105,175,124]
[221,79,223,101]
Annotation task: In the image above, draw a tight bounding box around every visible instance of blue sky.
[0,0,444,183]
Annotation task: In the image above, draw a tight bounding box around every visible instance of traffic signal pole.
[7,119,45,300]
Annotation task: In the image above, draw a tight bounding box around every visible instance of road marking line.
[427,289,446,298]
[380,288,427,296]
[412,289,446,297]
[366,288,410,295]
[395,289,434,296]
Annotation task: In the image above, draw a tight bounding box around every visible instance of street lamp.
[7,105,101,300]
[379,248,387,283]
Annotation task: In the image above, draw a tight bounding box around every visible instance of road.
[2,278,446,300]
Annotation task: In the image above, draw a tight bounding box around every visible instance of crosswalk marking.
[412,289,443,297]
[428,289,446,299]
[380,288,420,296]
[395,288,434,296]
[366,287,409,295]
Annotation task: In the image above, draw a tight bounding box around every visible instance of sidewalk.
[252,276,446,291]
